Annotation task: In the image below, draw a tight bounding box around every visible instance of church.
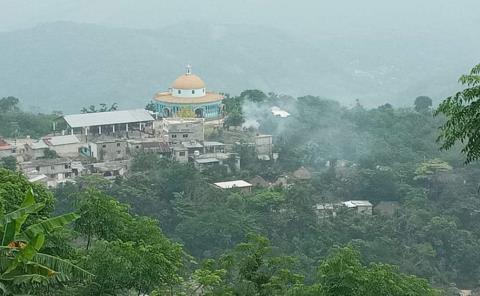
[153,66,223,119]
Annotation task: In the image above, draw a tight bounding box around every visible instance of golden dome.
[172,74,205,90]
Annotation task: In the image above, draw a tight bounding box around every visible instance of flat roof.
[43,135,80,146]
[195,158,220,164]
[63,109,154,128]
[214,180,252,189]
[203,141,225,147]
[342,200,373,208]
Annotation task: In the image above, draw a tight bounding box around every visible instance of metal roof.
[214,180,252,189]
[63,109,154,128]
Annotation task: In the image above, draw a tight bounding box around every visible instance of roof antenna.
[186,64,192,75]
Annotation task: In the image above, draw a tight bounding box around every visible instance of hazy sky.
[2,0,480,35]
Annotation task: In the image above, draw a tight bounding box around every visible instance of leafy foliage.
[436,63,480,163]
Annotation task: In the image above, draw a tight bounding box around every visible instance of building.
[25,140,49,160]
[153,66,223,119]
[127,139,171,157]
[341,200,373,215]
[42,135,82,157]
[20,158,82,187]
[88,160,130,179]
[315,200,373,218]
[213,180,252,193]
[56,109,154,137]
[84,138,128,161]
[194,152,240,172]
[162,118,204,144]
[255,134,273,160]
[0,138,16,158]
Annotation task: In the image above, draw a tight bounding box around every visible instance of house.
[255,134,273,160]
[162,118,204,144]
[84,138,128,161]
[341,200,373,215]
[315,200,373,218]
[127,139,171,157]
[172,146,189,163]
[0,138,16,158]
[203,141,225,154]
[42,135,82,157]
[213,180,253,193]
[25,140,49,160]
[88,160,130,179]
[20,158,81,187]
[194,152,240,172]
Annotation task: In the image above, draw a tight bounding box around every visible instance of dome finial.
[186,64,192,75]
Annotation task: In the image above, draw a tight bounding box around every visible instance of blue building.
[153,66,223,119]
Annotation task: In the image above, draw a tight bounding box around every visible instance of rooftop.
[63,109,154,128]
[342,200,373,208]
[214,180,252,189]
[43,135,80,146]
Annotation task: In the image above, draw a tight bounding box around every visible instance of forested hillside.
[1,64,480,295]
[1,21,478,112]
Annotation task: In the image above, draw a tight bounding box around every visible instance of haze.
[0,0,479,111]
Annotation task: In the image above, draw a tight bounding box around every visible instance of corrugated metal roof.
[64,109,154,128]
[214,180,252,189]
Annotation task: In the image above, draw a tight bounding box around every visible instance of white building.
[213,180,252,193]
[57,109,154,137]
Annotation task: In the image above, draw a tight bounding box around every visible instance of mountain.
[0,21,478,113]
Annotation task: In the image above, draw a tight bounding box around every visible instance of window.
[136,145,139,149]
[117,143,120,147]
[51,166,55,170]
[178,90,181,94]
[183,134,188,138]
[192,90,195,94]
[117,150,121,154]
[36,166,40,171]
[171,134,177,138]
[179,152,185,156]
[102,144,106,148]
[64,164,69,169]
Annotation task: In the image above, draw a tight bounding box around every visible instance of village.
[0,66,388,218]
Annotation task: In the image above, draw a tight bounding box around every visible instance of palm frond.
[33,253,93,281]
[20,213,80,241]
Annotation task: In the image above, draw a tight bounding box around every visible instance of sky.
[2,0,479,35]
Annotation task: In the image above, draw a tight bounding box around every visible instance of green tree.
[240,90,267,103]
[74,188,130,250]
[0,97,19,113]
[0,156,16,171]
[318,246,438,296]
[436,63,480,163]
[0,169,54,219]
[414,96,433,112]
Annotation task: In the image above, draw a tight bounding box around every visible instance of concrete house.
[85,138,128,161]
